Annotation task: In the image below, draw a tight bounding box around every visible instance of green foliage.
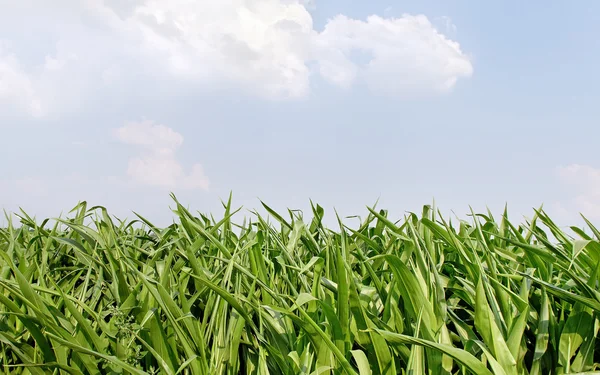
[0,196,599,374]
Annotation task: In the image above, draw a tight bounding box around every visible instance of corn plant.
[0,194,599,374]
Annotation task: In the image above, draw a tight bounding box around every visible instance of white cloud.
[1,1,473,116]
[110,2,473,98]
[114,120,209,191]
[316,14,472,96]
[556,164,600,219]
[116,0,317,99]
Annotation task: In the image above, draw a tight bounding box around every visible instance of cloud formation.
[115,120,209,191]
[316,14,473,96]
[103,1,473,98]
[0,0,473,117]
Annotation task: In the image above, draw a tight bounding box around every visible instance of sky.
[1,0,599,228]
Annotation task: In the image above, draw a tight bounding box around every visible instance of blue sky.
[1,0,599,227]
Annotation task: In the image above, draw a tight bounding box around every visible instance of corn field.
[1,195,599,374]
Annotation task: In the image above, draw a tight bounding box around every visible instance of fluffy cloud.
[556,164,600,219]
[99,0,473,98]
[0,1,473,116]
[127,0,316,98]
[115,120,209,191]
[316,14,473,96]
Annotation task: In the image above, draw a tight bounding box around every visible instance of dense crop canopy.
[1,195,599,374]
